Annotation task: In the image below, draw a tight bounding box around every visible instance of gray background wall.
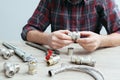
[0,0,40,41]
[0,0,120,41]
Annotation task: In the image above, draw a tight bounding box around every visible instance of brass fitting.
[28,60,37,75]
[47,55,60,66]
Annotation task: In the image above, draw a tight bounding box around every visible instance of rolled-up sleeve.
[21,0,51,40]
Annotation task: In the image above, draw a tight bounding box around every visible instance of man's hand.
[76,31,102,52]
[27,30,120,51]
[47,30,73,49]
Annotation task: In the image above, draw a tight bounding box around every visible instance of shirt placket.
[71,6,77,31]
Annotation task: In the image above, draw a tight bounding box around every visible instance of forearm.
[100,33,120,47]
[26,30,49,45]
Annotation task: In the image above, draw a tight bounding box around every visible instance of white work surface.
[0,41,120,80]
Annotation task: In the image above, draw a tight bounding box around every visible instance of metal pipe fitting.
[4,62,20,78]
[68,47,74,56]
[68,32,80,42]
[28,60,37,75]
[0,48,14,59]
[47,55,60,66]
[48,63,104,80]
[71,55,96,67]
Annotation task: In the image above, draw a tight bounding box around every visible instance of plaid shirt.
[21,0,120,40]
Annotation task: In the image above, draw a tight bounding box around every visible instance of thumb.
[59,30,71,34]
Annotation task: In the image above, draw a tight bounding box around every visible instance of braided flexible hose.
[48,63,104,80]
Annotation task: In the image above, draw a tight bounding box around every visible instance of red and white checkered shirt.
[21,0,120,40]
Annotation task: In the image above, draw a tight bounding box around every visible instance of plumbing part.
[71,56,96,67]
[28,60,37,75]
[45,50,60,66]
[0,48,14,59]
[4,62,20,78]
[47,55,60,66]
[46,50,53,60]
[2,42,37,62]
[25,41,60,55]
[48,63,104,80]
[68,47,74,56]
[68,31,80,42]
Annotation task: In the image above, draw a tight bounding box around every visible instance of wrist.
[99,35,112,48]
[46,33,52,45]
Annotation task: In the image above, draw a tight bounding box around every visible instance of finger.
[52,36,73,46]
[59,40,73,45]
[81,42,96,47]
[51,42,64,49]
[79,42,97,52]
[54,39,73,46]
[59,30,71,34]
[80,31,92,38]
[54,32,72,40]
[51,41,71,49]
[76,38,95,44]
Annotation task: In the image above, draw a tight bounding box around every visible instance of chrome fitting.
[4,62,20,78]
[71,55,96,67]
[28,60,37,75]
[0,48,14,59]
[68,31,80,42]
[47,55,60,66]
[68,47,74,56]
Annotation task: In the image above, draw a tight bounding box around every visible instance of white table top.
[0,41,120,80]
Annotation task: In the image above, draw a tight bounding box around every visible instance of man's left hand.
[76,31,102,52]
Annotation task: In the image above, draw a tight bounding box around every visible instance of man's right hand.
[47,30,73,49]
